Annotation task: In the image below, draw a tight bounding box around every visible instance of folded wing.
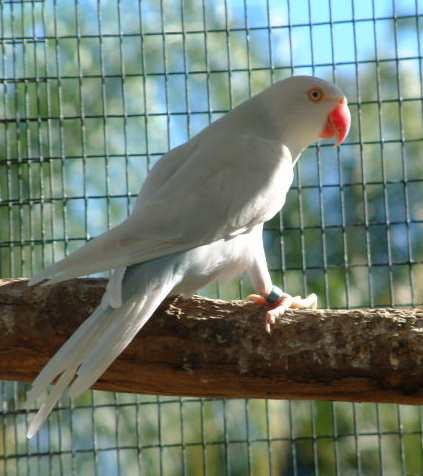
[30,134,293,286]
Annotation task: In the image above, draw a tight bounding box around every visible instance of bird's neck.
[223,95,312,164]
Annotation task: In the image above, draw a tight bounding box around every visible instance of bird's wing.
[30,134,293,285]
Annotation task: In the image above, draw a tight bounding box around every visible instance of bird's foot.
[247,290,317,333]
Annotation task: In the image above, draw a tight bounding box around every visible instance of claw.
[264,312,275,334]
[247,291,318,333]
[246,293,267,305]
[263,293,292,333]
[290,293,317,310]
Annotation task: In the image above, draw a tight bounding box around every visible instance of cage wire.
[1,0,423,474]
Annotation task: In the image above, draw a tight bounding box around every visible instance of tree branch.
[1,278,423,404]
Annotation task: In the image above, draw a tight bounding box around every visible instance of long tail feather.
[26,258,180,438]
[69,281,170,399]
[26,305,110,405]
[27,365,78,439]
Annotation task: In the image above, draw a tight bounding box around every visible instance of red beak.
[319,97,351,145]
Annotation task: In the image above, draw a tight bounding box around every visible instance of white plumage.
[26,75,350,438]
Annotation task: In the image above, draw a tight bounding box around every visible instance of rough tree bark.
[1,278,423,405]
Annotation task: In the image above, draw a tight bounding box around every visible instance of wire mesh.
[1,0,423,474]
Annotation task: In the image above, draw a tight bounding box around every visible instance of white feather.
[29,136,293,287]
[68,281,170,398]
[27,262,179,438]
[27,365,78,439]
[101,267,126,309]
[26,305,108,405]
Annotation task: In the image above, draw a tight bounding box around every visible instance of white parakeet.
[26,75,351,438]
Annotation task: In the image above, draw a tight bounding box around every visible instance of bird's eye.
[308,87,324,102]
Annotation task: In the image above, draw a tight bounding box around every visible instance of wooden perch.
[1,278,423,405]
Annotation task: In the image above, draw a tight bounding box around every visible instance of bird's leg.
[247,232,317,332]
[247,287,317,333]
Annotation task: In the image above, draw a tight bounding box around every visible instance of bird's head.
[259,75,351,157]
